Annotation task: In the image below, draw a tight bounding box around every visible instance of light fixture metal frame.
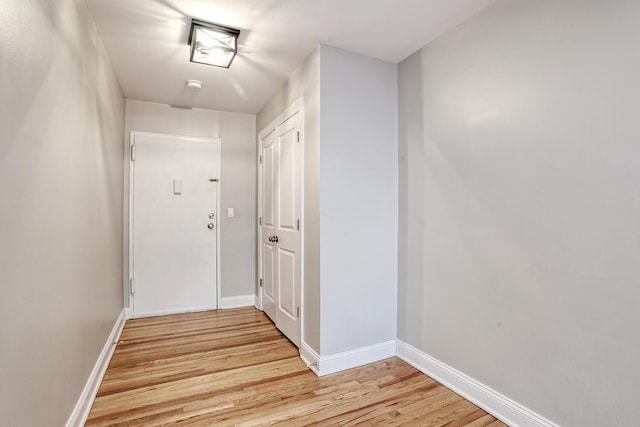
[188,19,240,69]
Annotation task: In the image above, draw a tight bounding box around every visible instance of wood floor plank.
[446,410,498,427]
[86,308,507,426]
[406,399,480,426]
[99,340,298,396]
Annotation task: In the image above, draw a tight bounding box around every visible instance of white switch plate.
[227,207,235,218]
[173,178,182,195]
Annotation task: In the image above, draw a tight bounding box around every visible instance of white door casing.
[258,101,303,347]
[261,129,278,321]
[129,132,221,317]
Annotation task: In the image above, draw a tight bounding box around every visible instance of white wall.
[320,46,398,355]
[397,0,640,425]
[125,100,256,301]
[0,0,125,425]
[257,48,322,352]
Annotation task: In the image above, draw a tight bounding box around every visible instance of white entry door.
[130,132,220,317]
[260,107,302,346]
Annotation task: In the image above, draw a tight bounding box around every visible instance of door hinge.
[296,219,300,230]
[296,307,300,318]
[130,144,136,161]
[259,155,262,164]
[259,278,263,288]
[259,217,262,226]
[129,278,135,295]
[297,132,300,142]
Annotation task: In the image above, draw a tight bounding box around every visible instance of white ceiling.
[85,0,494,114]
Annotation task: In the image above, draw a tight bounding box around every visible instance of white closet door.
[260,111,302,346]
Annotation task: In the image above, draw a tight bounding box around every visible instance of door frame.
[257,98,305,341]
[128,131,222,317]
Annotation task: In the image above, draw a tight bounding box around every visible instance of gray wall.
[257,48,322,352]
[397,1,640,425]
[320,46,398,355]
[125,100,256,300]
[0,0,125,425]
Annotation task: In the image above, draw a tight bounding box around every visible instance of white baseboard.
[396,340,557,427]
[65,309,127,427]
[220,295,256,309]
[315,340,397,377]
[299,341,320,375]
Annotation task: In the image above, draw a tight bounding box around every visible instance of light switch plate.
[227,207,235,218]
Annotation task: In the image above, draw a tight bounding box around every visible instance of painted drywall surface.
[320,46,398,356]
[124,100,256,300]
[0,0,125,425]
[397,1,640,425]
[397,50,425,346]
[257,48,322,353]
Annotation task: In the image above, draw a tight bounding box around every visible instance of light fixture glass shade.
[188,20,240,68]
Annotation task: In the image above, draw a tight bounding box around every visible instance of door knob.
[207,223,215,230]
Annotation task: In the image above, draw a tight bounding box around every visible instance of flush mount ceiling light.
[188,19,240,68]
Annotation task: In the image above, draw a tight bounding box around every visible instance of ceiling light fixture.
[188,19,240,68]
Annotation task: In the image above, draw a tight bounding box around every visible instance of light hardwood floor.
[86,308,507,426]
